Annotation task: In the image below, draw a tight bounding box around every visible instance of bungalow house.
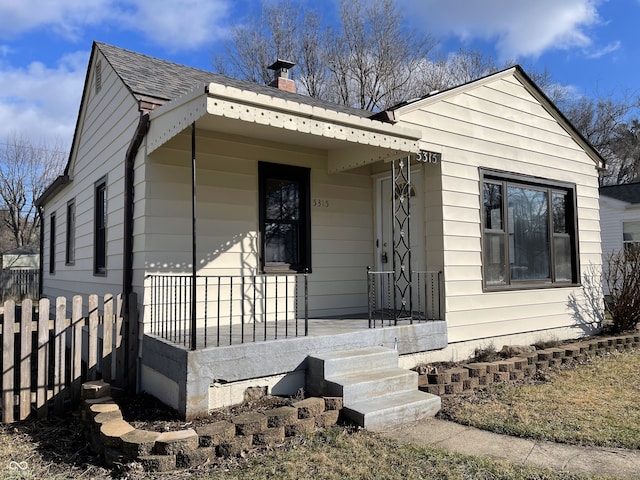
[37,42,604,420]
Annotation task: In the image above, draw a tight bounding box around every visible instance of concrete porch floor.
[163,314,432,348]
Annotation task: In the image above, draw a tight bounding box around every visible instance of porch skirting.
[140,321,447,419]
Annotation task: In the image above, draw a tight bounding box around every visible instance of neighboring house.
[599,183,640,257]
[1,245,39,270]
[599,183,640,295]
[37,42,603,419]
[0,245,39,302]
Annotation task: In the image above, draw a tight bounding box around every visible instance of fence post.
[103,294,114,383]
[54,297,66,416]
[2,300,15,423]
[88,295,99,381]
[115,294,125,388]
[19,299,32,420]
[71,296,83,405]
[37,298,50,419]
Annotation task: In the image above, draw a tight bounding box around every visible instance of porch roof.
[146,82,422,173]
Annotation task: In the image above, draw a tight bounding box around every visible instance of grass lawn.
[441,350,640,449]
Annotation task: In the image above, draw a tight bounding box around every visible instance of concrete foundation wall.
[141,321,447,419]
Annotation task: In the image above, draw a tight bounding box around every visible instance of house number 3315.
[313,199,329,208]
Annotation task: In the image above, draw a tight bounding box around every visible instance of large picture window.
[481,170,578,289]
[259,162,311,273]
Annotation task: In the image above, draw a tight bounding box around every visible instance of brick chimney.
[268,59,296,93]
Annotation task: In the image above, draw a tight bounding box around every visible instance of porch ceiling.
[146,83,422,172]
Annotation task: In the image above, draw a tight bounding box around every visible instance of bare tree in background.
[214,0,315,84]
[420,49,509,93]
[0,134,67,250]
[560,95,636,185]
[323,0,436,110]
[610,119,640,184]
[216,0,436,111]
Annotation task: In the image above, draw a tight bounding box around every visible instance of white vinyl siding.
[41,50,139,299]
[397,72,602,343]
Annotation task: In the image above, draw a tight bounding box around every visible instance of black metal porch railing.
[147,273,308,348]
[367,269,443,327]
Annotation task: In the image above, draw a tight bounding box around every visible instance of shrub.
[471,342,499,363]
[603,248,640,333]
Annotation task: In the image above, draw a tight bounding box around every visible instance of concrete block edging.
[80,380,344,473]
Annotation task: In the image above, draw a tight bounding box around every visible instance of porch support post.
[190,122,197,350]
[391,156,413,323]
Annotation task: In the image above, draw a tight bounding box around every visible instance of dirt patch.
[117,390,295,432]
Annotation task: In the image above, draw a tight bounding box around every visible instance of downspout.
[37,206,44,297]
[123,109,150,392]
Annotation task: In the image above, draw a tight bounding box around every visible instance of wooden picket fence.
[0,293,137,423]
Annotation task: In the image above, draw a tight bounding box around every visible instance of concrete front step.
[324,368,418,405]
[306,346,441,431]
[307,346,398,379]
[342,390,441,432]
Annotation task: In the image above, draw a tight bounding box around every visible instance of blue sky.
[0,0,638,152]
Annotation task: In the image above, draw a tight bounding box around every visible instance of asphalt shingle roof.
[599,183,640,204]
[95,41,372,119]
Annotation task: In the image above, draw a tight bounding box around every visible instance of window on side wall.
[66,200,75,265]
[258,162,311,273]
[49,212,56,274]
[623,221,640,253]
[481,170,579,290]
[94,179,107,275]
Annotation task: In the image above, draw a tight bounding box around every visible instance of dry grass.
[441,350,640,448]
[0,417,611,479]
[202,428,608,480]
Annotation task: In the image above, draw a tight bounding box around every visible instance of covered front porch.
[136,80,448,417]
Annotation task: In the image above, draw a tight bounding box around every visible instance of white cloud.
[0,0,113,40]
[0,50,88,148]
[120,0,233,50]
[400,0,603,60]
[0,0,233,50]
[586,41,621,59]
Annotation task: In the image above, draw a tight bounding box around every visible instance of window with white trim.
[623,221,640,253]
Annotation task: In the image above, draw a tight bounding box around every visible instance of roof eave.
[35,174,70,207]
[146,82,422,160]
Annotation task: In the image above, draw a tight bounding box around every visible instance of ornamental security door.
[377,157,425,322]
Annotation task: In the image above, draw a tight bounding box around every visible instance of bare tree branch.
[0,133,67,250]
